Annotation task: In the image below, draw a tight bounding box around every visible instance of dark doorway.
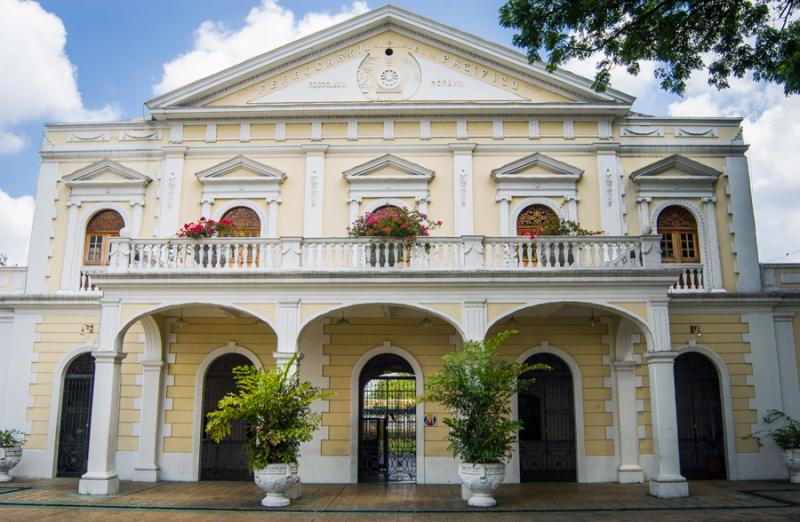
[518,353,577,482]
[57,353,95,477]
[200,353,253,481]
[358,353,417,483]
[674,352,727,479]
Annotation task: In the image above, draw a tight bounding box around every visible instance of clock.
[357,50,421,100]
[378,68,401,90]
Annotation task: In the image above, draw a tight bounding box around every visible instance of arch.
[656,205,700,263]
[213,199,268,237]
[191,343,264,481]
[673,344,738,479]
[510,197,567,235]
[46,344,98,477]
[510,343,586,483]
[361,198,412,215]
[650,199,710,267]
[515,203,560,236]
[349,343,425,484]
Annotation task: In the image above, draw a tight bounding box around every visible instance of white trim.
[195,156,285,204]
[361,198,411,215]
[212,199,269,237]
[47,345,98,478]
[673,344,739,480]
[510,343,586,483]
[191,343,264,481]
[632,155,720,198]
[349,342,425,484]
[507,197,567,236]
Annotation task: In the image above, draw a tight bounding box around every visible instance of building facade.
[1,5,799,499]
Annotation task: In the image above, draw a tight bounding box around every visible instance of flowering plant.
[348,206,442,239]
[176,217,236,239]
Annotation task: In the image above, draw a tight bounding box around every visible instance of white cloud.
[0,189,34,266]
[153,0,370,95]
[0,0,120,155]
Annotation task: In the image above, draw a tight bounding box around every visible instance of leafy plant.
[0,429,25,447]
[541,217,600,237]
[205,355,333,470]
[747,410,800,450]
[348,206,442,239]
[420,330,548,463]
[177,217,237,239]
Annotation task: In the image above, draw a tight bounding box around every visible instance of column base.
[132,466,160,483]
[649,476,689,498]
[79,472,120,495]
[617,465,645,484]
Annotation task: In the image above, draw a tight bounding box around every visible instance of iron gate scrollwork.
[358,353,417,483]
[518,353,577,482]
[57,353,95,477]
[200,353,253,481]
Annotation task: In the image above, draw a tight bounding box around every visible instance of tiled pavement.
[0,479,799,520]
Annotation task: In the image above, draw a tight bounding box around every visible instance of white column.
[347,196,362,226]
[613,360,644,483]
[157,146,187,237]
[276,300,300,355]
[26,161,61,293]
[596,146,624,235]
[267,196,280,238]
[302,145,327,237]
[645,301,688,498]
[462,299,487,342]
[451,144,476,236]
[130,200,145,237]
[724,155,761,291]
[564,194,579,222]
[637,197,652,234]
[58,200,82,293]
[701,196,724,290]
[497,195,512,236]
[133,360,163,482]
[774,312,800,420]
[199,198,214,219]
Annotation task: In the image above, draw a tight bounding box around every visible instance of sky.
[0,0,798,265]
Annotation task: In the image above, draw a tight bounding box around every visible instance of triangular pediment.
[196,156,286,183]
[64,160,152,186]
[146,6,633,114]
[631,155,721,182]
[492,153,583,181]
[344,154,434,182]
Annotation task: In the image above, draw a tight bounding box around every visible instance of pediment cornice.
[195,155,286,184]
[492,152,584,181]
[343,154,434,182]
[63,160,152,187]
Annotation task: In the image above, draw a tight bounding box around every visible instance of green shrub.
[0,429,25,447]
[747,410,800,450]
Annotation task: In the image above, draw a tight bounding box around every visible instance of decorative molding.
[631,154,721,198]
[675,127,718,138]
[622,126,664,137]
[492,152,583,199]
[119,130,162,141]
[343,154,434,205]
[67,131,107,142]
[528,119,540,139]
[63,160,152,203]
[196,155,286,203]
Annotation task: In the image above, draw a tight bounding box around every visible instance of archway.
[56,353,95,477]
[674,351,726,479]
[199,352,254,480]
[357,353,417,483]
[518,352,577,482]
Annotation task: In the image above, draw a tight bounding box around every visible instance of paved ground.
[0,479,799,520]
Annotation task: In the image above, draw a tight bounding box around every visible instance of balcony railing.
[669,264,706,292]
[98,235,665,275]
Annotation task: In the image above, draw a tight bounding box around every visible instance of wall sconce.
[689,325,702,336]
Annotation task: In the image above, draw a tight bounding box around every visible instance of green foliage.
[0,429,25,447]
[420,330,548,463]
[746,409,800,450]
[205,355,333,470]
[499,0,800,95]
[541,217,600,237]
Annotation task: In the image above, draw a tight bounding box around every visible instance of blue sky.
[0,0,798,264]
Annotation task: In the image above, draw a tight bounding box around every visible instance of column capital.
[612,360,638,370]
[644,351,678,363]
[414,195,431,204]
[92,351,127,364]
[496,194,513,202]
[449,143,476,153]
[199,197,215,205]
[301,144,328,155]
[701,195,718,204]
[636,196,652,203]
[346,196,363,204]
[130,199,145,207]
[563,194,580,202]
[66,199,82,208]
[266,195,282,204]
[140,360,165,370]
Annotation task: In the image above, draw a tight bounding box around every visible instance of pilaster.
[58,200,82,293]
[774,312,800,419]
[451,143,476,236]
[157,146,187,237]
[26,161,60,293]
[302,145,328,237]
[595,145,624,235]
[724,155,761,291]
[612,360,644,483]
[266,196,281,238]
[133,360,164,482]
[462,299,487,341]
[701,196,724,290]
[276,300,301,354]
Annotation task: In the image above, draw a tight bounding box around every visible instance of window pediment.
[196,156,286,200]
[344,154,434,199]
[64,160,151,202]
[492,153,582,197]
[631,155,720,197]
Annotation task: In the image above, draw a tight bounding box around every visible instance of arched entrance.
[518,353,577,482]
[357,353,417,483]
[200,353,253,480]
[57,353,95,477]
[674,352,726,479]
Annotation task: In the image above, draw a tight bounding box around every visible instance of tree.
[499,0,800,95]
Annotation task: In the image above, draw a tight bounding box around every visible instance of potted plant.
[176,217,236,267]
[420,330,544,507]
[748,410,800,483]
[0,429,25,482]
[348,206,442,267]
[205,355,331,507]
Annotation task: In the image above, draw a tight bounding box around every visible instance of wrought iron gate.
[518,353,577,482]
[200,353,252,481]
[57,353,95,477]
[674,352,726,479]
[358,354,416,483]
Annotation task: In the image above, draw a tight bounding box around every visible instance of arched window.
[221,206,260,237]
[517,204,558,236]
[84,210,124,265]
[657,206,700,263]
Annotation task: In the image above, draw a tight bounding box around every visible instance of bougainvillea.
[176,217,236,239]
[348,206,442,238]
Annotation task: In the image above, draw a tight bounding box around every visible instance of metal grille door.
[674,352,726,479]
[358,354,416,483]
[57,353,95,477]
[518,353,577,482]
[200,353,252,481]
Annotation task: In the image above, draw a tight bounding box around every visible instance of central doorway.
[357,353,417,483]
[200,353,253,480]
[56,353,95,477]
[518,353,577,482]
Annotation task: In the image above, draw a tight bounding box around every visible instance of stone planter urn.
[784,449,800,483]
[458,462,505,507]
[254,463,300,507]
[0,445,22,482]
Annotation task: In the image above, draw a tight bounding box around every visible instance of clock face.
[357,49,421,100]
[379,68,401,90]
